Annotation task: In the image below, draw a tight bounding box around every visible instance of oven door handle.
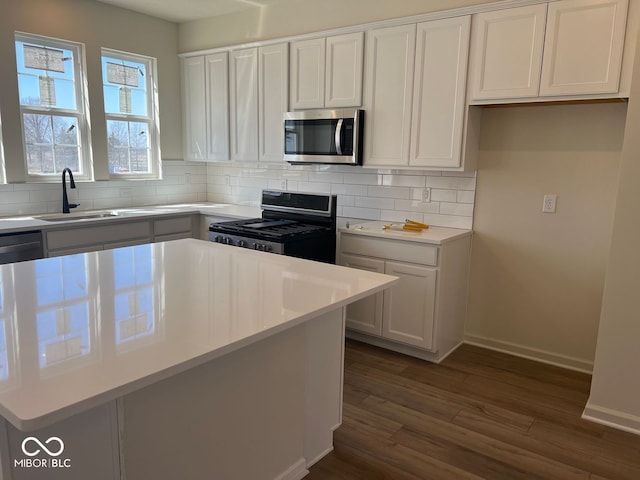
[334,119,343,155]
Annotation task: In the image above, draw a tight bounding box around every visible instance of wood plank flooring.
[307,340,640,480]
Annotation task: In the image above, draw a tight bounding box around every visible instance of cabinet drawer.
[47,221,151,250]
[341,234,438,266]
[154,216,193,236]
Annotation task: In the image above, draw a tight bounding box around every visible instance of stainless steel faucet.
[62,168,79,214]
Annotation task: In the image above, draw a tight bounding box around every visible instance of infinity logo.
[21,437,64,457]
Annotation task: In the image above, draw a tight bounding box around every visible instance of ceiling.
[96,0,285,23]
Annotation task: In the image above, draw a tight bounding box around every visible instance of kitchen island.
[0,239,396,480]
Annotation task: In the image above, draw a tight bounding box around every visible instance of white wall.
[465,102,624,372]
[585,29,640,434]
[178,0,490,52]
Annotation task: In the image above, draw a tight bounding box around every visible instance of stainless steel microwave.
[284,108,364,165]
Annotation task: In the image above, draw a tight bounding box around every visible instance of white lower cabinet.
[340,231,471,362]
[45,215,196,257]
[382,260,436,350]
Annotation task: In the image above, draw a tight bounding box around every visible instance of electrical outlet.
[423,187,431,203]
[543,194,557,213]
[280,179,287,190]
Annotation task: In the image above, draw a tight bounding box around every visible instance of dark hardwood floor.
[307,340,640,480]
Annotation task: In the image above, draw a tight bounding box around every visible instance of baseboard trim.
[582,402,640,436]
[463,334,593,373]
[273,458,308,480]
[346,330,448,363]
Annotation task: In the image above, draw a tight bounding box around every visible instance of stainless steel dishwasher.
[0,231,44,264]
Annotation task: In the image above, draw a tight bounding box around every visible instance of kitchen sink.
[36,212,120,222]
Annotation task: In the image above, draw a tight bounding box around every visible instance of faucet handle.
[69,203,79,209]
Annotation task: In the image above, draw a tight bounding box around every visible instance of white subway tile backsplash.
[426,175,476,191]
[308,171,344,184]
[394,199,440,214]
[355,196,395,210]
[457,190,475,204]
[0,158,476,230]
[381,174,426,187]
[424,213,473,229]
[343,173,380,185]
[431,189,457,203]
[0,191,32,204]
[295,182,332,194]
[381,210,425,223]
[342,206,380,220]
[368,185,412,200]
[206,163,476,229]
[331,183,368,196]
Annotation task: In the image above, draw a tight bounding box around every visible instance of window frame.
[101,48,161,180]
[15,32,93,183]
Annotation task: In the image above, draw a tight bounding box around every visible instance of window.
[102,49,160,178]
[15,33,92,181]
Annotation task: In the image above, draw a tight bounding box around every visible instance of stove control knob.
[264,244,272,252]
[238,240,247,248]
[224,237,233,245]
[257,244,265,251]
[252,243,259,250]
[214,236,223,243]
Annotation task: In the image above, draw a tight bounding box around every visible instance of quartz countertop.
[340,221,472,245]
[0,238,396,431]
[0,203,261,234]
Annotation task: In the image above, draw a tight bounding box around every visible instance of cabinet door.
[205,53,229,161]
[181,56,206,161]
[341,254,384,336]
[259,43,288,163]
[229,48,259,161]
[539,0,628,96]
[382,261,436,350]
[325,32,364,107]
[469,4,547,100]
[363,24,416,167]
[410,16,470,168]
[290,38,325,109]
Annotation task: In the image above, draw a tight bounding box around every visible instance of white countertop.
[0,238,396,431]
[340,221,472,245]
[0,203,261,234]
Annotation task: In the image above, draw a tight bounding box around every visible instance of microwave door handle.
[334,119,343,155]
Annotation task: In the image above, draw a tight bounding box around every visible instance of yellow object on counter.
[382,219,429,232]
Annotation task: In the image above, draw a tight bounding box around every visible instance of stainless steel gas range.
[208,190,337,263]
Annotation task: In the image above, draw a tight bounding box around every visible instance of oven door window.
[285,118,354,156]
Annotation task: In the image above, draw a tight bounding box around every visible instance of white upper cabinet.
[230,44,288,163]
[181,54,229,162]
[363,19,472,170]
[290,32,363,109]
[258,43,288,162]
[363,24,416,167]
[325,32,364,108]
[182,56,207,161]
[469,0,628,101]
[205,53,230,161]
[410,16,471,169]
[290,38,325,109]
[469,4,547,100]
[229,48,259,162]
[539,0,628,96]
